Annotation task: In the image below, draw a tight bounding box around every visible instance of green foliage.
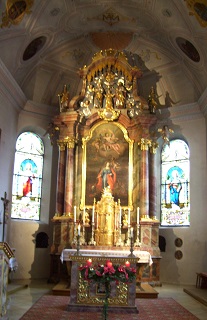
[79,260,136,284]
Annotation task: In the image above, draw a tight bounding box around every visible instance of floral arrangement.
[79,259,136,319]
[79,259,136,284]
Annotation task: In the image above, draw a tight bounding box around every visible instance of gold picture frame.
[184,0,207,27]
[81,120,134,209]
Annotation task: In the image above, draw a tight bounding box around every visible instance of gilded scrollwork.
[150,141,159,154]
[57,140,67,151]
[57,137,76,150]
[138,138,152,151]
[77,273,129,306]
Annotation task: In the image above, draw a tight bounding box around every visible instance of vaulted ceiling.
[0,0,207,113]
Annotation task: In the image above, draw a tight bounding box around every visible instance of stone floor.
[5,280,207,320]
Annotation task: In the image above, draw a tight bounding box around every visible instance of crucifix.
[1,192,10,242]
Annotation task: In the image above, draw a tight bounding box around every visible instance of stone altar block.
[61,248,152,313]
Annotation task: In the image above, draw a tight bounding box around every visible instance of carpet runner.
[19,295,199,320]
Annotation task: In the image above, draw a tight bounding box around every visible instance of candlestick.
[116,220,124,247]
[75,233,81,256]
[74,205,76,222]
[88,222,96,245]
[119,207,122,224]
[128,208,130,226]
[128,232,135,257]
[130,227,133,238]
[83,207,85,225]
[137,207,140,224]
[96,211,99,229]
[92,205,95,223]
[72,221,77,245]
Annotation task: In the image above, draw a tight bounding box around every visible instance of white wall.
[0,60,25,244]
[8,106,57,279]
[158,106,207,285]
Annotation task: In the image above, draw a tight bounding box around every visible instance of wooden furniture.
[196,272,207,288]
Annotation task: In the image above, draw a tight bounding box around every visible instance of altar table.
[60,248,153,265]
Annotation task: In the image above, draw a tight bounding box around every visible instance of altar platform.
[52,280,159,299]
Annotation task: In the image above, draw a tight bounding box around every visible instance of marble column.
[149,142,158,219]
[56,140,66,216]
[64,137,76,215]
[138,138,151,219]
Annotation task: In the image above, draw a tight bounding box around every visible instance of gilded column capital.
[150,142,159,154]
[138,138,151,151]
[65,136,76,149]
[57,140,67,151]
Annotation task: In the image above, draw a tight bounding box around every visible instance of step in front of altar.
[136,283,159,299]
[52,281,158,299]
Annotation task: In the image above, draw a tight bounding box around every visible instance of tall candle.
[78,224,81,236]
[128,208,130,225]
[92,206,95,223]
[137,207,140,224]
[74,205,76,222]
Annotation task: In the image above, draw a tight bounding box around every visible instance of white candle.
[92,206,95,223]
[130,227,133,238]
[137,207,140,224]
[74,205,76,222]
[78,224,81,236]
[128,208,130,225]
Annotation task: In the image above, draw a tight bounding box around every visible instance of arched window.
[11,132,44,220]
[161,139,190,226]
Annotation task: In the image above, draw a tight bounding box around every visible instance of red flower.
[104,265,115,275]
[130,267,136,273]
[118,266,128,279]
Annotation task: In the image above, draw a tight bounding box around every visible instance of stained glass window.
[11,132,44,220]
[161,139,190,226]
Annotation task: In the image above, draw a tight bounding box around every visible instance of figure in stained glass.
[167,167,183,207]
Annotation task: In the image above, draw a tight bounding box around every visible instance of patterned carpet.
[19,295,199,320]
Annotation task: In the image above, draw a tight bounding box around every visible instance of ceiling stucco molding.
[23,100,57,119]
[157,102,203,122]
[0,59,26,111]
[198,88,207,117]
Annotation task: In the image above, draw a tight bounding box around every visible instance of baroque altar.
[49,49,161,294]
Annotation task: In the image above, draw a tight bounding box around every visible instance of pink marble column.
[56,141,66,216]
[139,138,150,219]
[149,142,158,219]
[64,137,76,215]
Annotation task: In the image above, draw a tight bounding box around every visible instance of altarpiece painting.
[81,121,133,209]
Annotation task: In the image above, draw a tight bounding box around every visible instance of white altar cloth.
[60,249,153,265]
